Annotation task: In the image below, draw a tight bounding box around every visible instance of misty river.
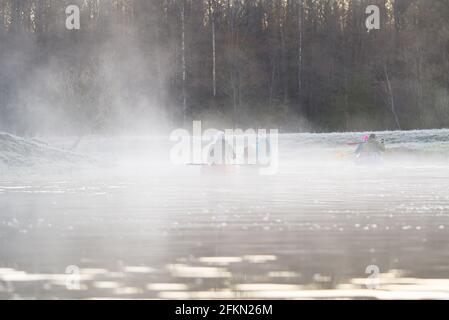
[1,129,449,299]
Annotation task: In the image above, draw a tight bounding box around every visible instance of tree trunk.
[384,62,401,130]
[279,1,288,105]
[344,67,349,131]
[228,0,238,128]
[297,0,303,114]
[181,0,187,124]
[209,0,216,97]
[269,58,276,108]
[415,46,423,111]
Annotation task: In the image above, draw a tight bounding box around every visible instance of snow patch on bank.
[0,132,91,168]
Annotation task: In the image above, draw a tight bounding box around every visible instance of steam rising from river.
[1,129,449,299]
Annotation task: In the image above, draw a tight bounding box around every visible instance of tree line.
[0,0,449,134]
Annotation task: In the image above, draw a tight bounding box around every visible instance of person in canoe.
[355,133,385,160]
[207,131,235,165]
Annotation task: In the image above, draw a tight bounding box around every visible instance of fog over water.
[2,0,449,301]
[1,129,449,299]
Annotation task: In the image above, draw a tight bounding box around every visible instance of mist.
[1,0,449,301]
[1,0,173,136]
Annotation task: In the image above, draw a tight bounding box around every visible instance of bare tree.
[209,0,217,98]
[384,62,401,130]
[297,0,303,114]
[181,0,187,123]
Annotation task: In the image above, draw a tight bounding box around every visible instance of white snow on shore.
[0,132,91,168]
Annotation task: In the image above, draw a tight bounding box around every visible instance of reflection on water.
[3,263,449,299]
[1,134,449,299]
